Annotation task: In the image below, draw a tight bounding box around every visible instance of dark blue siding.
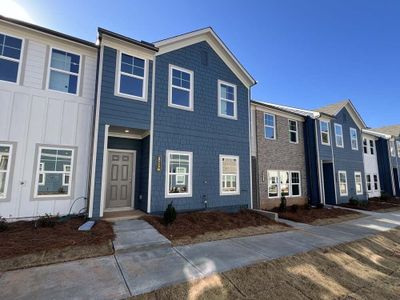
[376,138,394,196]
[150,41,251,213]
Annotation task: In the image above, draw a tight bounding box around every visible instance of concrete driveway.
[1,210,400,299]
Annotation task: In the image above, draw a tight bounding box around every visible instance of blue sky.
[2,0,399,128]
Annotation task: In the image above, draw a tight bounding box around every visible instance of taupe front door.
[106,151,135,210]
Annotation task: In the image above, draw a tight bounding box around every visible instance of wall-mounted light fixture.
[262,171,265,182]
[156,156,162,172]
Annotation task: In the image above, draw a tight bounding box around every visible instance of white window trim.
[62,165,71,186]
[397,141,400,158]
[168,64,194,111]
[267,170,302,198]
[38,162,45,186]
[366,174,372,192]
[334,123,344,148]
[320,120,331,146]
[363,138,368,154]
[46,47,81,96]
[264,113,276,140]
[0,143,13,199]
[219,155,240,196]
[165,150,193,198]
[34,146,75,198]
[373,174,380,191]
[288,120,299,144]
[217,80,237,120]
[0,32,24,85]
[369,139,375,155]
[114,50,148,101]
[354,171,363,195]
[338,170,348,196]
[350,127,359,150]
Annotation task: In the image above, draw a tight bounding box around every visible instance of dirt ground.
[132,228,400,300]
[143,210,290,246]
[274,206,363,225]
[341,200,400,212]
[0,216,115,271]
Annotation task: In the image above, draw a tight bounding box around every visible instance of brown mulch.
[272,206,363,225]
[341,200,400,212]
[0,217,115,259]
[142,210,290,245]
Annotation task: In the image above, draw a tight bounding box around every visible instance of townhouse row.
[0,16,399,219]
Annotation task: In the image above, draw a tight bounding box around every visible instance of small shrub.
[278,195,287,212]
[291,204,299,213]
[316,203,324,209]
[349,197,359,207]
[163,202,177,225]
[0,217,8,232]
[35,213,58,228]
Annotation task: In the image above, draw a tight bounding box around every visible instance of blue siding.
[330,108,367,203]
[316,119,334,161]
[376,138,394,196]
[150,41,251,213]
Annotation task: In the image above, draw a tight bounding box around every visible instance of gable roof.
[372,125,400,138]
[98,28,158,52]
[315,99,367,129]
[154,27,256,88]
[251,100,319,118]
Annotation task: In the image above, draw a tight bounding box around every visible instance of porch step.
[103,210,146,222]
[113,220,171,253]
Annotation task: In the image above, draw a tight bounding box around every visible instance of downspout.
[253,107,261,209]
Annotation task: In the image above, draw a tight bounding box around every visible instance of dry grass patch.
[131,228,400,300]
[341,199,400,212]
[142,209,290,246]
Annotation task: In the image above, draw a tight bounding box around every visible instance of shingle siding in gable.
[150,41,251,213]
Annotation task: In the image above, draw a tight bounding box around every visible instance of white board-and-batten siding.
[0,23,96,218]
[362,133,381,198]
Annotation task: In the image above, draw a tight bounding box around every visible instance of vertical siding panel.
[60,101,78,146]
[44,98,63,145]
[0,89,13,140]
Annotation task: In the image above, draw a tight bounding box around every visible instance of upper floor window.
[117,53,146,100]
[0,144,13,199]
[264,113,275,140]
[34,146,74,197]
[0,33,22,83]
[369,140,375,155]
[218,80,237,119]
[220,155,240,195]
[350,128,358,150]
[165,150,192,197]
[320,120,330,145]
[390,141,396,157]
[48,49,80,95]
[168,65,193,110]
[288,120,298,143]
[363,138,368,154]
[397,141,400,157]
[334,123,344,148]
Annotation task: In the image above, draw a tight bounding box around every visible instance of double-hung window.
[390,141,396,157]
[363,138,368,154]
[288,120,298,143]
[338,171,348,196]
[370,140,375,155]
[169,65,193,110]
[48,48,80,94]
[166,151,192,197]
[267,170,301,198]
[397,141,400,157]
[220,155,240,195]
[334,123,344,148]
[366,174,372,192]
[354,172,363,195]
[0,33,23,83]
[117,53,146,100]
[0,144,13,199]
[218,80,237,119]
[34,147,74,197]
[264,113,276,140]
[373,174,379,191]
[350,128,358,150]
[320,120,330,145]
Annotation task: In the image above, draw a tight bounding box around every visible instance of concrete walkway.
[1,211,400,299]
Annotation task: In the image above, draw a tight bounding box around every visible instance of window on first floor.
[169,65,193,110]
[354,172,363,195]
[218,80,237,119]
[366,174,372,192]
[366,173,380,192]
[288,120,298,143]
[0,144,13,199]
[48,48,80,94]
[34,146,74,197]
[220,155,240,195]
[373,174,379,191]
[338,171,348,196]
[165,150,192,197]
[0,33,23,83]
[117,52,146,100]
[267,170,301,198]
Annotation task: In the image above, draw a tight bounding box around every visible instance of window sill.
[115,91,147,102]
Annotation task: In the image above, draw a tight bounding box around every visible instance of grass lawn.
[341,199,400,212]
[131,228,400,300]
[272,206,363,225]
[0,216,115,271]
[142,210,290,246]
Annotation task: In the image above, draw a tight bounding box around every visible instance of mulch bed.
[271,206,362,225]
[0,216,115,260]
[143,209,289,243]
[341,200,400,212]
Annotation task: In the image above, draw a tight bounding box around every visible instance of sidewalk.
[1,210,399,300]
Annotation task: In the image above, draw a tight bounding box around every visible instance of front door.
[394,168,400,196]
[106,151,135,210]
[322,162,336,205]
